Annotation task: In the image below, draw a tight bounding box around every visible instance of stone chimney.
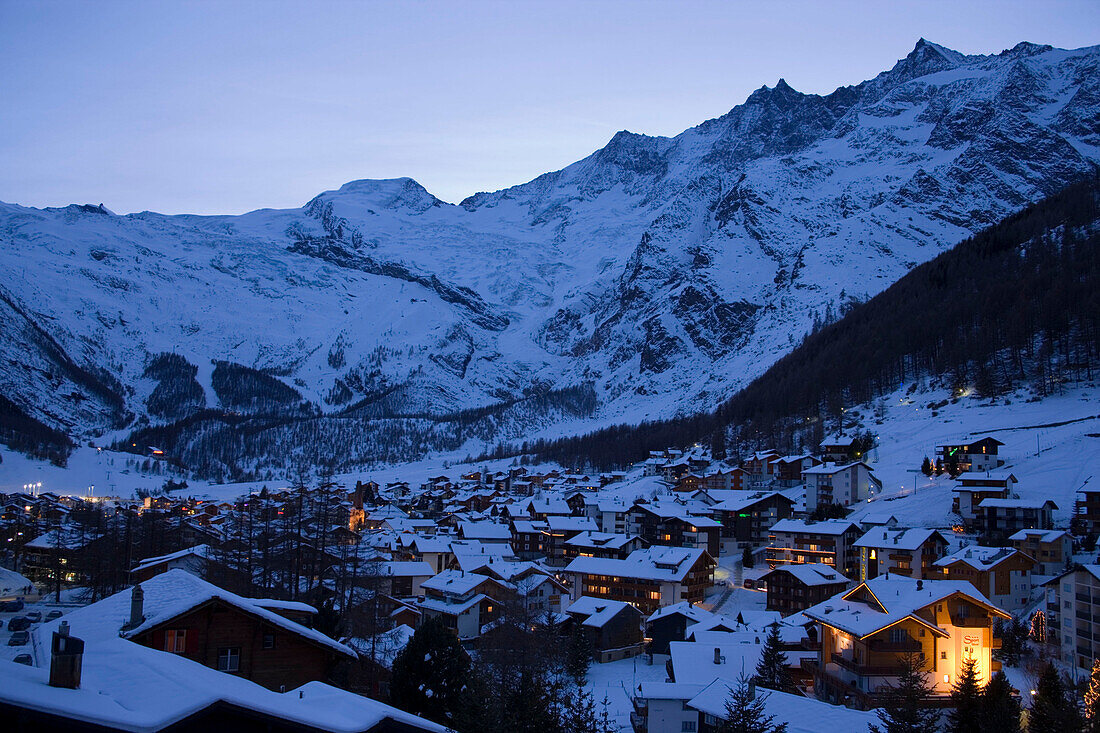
[49,621,84,689]
[713,647,721,664]
[124,584,145,630]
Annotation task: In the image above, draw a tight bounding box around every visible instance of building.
[565,596,645,663]
[645,601,714,655]
[936,437,1005,473]
[818,434,862,464]
[803,576,1010,709]
[853,527,948,581]
[766,519,863,577]
[934,545,1036,611]
[9,581,443,733]
[543,515,600,563]
[975,499,1056,541]
[563,547,716,614]
[951,473,1015,523]
[1009,528,1072,576]
[760,563,850,616]
[130,545,216,583]
[626,503,722,557]
[1075,486,1100,537]
[708,490,795,553]
[802,462,881,513]
[564,531,648,560]
[416,570,515,640]
[1041,565,1100,673]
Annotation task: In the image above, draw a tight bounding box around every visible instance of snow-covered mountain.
[2,39,1099,478]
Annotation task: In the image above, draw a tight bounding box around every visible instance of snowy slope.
[1,40,1099,476]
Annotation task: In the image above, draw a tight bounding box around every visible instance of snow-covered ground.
[583,654,670,732]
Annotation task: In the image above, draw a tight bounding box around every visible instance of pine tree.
[566,623,593,685]
[1085,659,1100,732]
[753,622,793,693]
[980,670,1022,733]
[742,544,755,569]
[1028,662,1083,733]
[870,652,942,733]
[948,655,982,733]
[389,617,474,727]
[921,456,933,476]
[716,675,788,733]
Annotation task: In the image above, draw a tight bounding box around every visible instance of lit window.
[163,629,187,653]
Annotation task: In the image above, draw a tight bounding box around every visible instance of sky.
[1,0,1097,215]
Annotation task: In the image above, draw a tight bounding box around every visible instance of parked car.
[7,616,30,632]
[24,611,42,623]
[742,578,755,589]
[45,610,62,621]
[8,630,29,646]
[0,599,24,612]
[12,653,32,665]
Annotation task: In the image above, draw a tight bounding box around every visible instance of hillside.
[1,39,1099,479]
[534,172,1100,468]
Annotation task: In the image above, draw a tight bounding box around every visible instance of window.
[889,628,910,644]
[163,629,187,654]
[217,647,241,672]
[263,633,275,650]
[941,651,947,660]
[681,722,696,732]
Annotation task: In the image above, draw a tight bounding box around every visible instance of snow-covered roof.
[564,546,710,583]
[853,526,945,551]
[379,561,434,577]
[978,498,1057,509]
[647,601,713,624]
[769,519,860,535]
[130,544,212,573]
[458,521,512,540]
[545,515,599,532]
[564,531,641,550]
[687,679,880,732]
[3,636,442,733]
[802,576,1008,639]
[566,596,639,627]
[802,461,872,475]
[763,562,849,586]
[421,569,514,596]
[1008,528,1069,543]
[934,545,1031,571]
[669,640,765,685]
[0,566,34,597]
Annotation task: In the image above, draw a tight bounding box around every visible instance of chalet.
[563,546,716,614]
[471,561,570,617]
[1009,528,1072,576]
[566,596,645,663]
[950,470,1015,519]
[740,450,781,486]
[509,519,548,559]
[708,490,795,553]
[853,527,948,581]
[417,570,515,640]
[804,576,1010,709]
[645,601,714,654]
[760,563,850,616]
[9,579,442,733]
[766,519,863,577]
[564,531,648,560]
[626,502,722,556]
[936,436,1005,473]
[377,561,434,597]
[774,454,821,486]
[457,521,513,545]
[699,468,746,492]
[1076,485,1100,536]
[975,498,1056,541]
[802,462,881,513]
[934,546,1036,611]
[543,515,600,563]
[591,498,632,533]
[818,434,861,463]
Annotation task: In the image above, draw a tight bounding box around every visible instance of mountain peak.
[318,177,446,213]
[884,38,965,85]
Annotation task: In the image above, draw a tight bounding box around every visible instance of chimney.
[124,584,145,630]
[49,621,85,689]
[916,579,923,591]
[713,647,721,664]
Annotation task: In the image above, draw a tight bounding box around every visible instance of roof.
[564,531,641,550]
[762,563,849,587]
[669,640,765,685]
[421,569,514,596]
[3,636,442,733]
[712,490,792,513]
[802,461,873,475]
[853,527,945,551]
[934,545,1033,571]
[101,570,354,658]
[379,561,434,577]
[130,544,213,573]
[564,546,711,583]
[687,679,880,732]
[1008,528,1069,543]
[647,601,714,624]
[566,596,640,627]
[978,498,1058,510]
[769,519,860,536]
[802,576,1009,639]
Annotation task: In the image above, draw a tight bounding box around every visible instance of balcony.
[950,616,993,628]
[831,654,907,677]
[867,639,923,653]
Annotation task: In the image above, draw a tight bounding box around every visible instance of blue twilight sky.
[1,0,1097,215]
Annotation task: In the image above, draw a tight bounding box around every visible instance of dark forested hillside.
[531,172,1100,469]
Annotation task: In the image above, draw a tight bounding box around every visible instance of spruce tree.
[1085,658,1100,732]
[981,670,1021,733]
[921,456,933,476]
[389,617,474,728]
[870,652,942,733]
[717,675,788,733]
[948,655,982,733]
[566,623,593,685]
[753,622,793,693]
[1028,662,1083,733]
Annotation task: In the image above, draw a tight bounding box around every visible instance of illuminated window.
[164,629,187,653]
